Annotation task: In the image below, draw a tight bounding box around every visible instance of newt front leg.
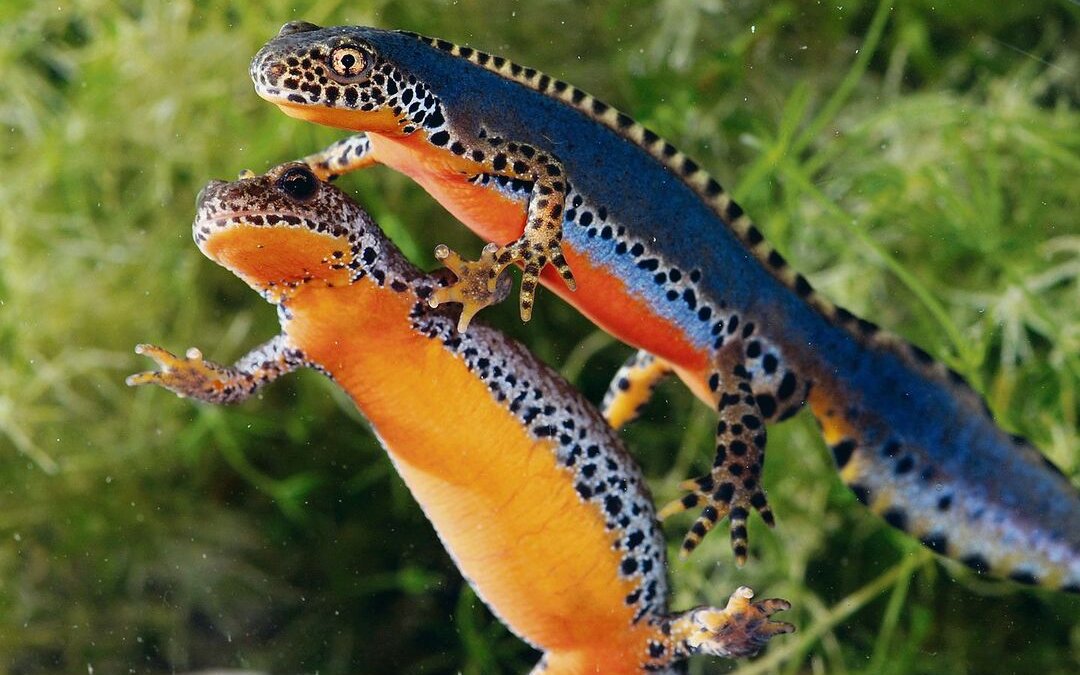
[127,336,304,404]
[301,133,378,180]
[299,132,576,324]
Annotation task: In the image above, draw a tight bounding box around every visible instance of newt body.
[250,24,1080,590]
[129,164,792,673]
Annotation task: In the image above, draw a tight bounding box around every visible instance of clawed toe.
[659,472,774,564]
[682,586,794,658]
[127,343,230,400]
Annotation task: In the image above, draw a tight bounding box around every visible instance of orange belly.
[283,279,654,660]
[369,132,712,382]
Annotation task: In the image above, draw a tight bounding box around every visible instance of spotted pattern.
[826,422,1080,593]
[249,27,1080,590]
[409,288,668,624]
[253,25,577,320]
[137,164,799,668]
[201,165,674,642]
[601,350,673,430]
[194,164,418,300]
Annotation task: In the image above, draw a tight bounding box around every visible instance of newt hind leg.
[654,586,793,665]
[601,350,674,430]
[662,332,812,562]
[660,339,792,564]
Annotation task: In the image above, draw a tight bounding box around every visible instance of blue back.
[360,29,1080,542]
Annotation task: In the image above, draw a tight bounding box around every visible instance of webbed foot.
[128,344,243,403]
[682,586,793,658]
[428,243,513,332]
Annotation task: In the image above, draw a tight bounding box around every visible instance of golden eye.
[328,46,370,83]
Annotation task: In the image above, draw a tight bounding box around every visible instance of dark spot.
[910,344,934,364]
[850,483,871,505]
[794,274,813,297]
[762,354,778,374]
[961,554,991,575]
[713,482,735,503]
[1008,570,1038,586]
[755,394,777,418]
[429,130,450,146]
[920,533,948,554]
[777,372,797,400]
[832,440,856,469]
[604,495,623,515]
[883,507,908,531]
[894,455,915,475]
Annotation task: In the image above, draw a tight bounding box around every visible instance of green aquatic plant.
[0,0,1076,672]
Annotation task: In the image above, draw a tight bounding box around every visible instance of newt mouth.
[192,209,329,244]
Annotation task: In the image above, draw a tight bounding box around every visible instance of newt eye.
[277,166,319,202]
[328,45,372,83]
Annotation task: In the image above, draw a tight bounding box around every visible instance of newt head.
[251,22,414,135]
[193,163,380,301]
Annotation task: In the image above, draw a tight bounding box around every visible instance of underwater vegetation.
[0,0,1077,672]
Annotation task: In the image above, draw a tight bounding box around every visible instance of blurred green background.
[1,0,1078,672]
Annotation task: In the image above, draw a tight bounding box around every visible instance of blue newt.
[248,23,1080,589]
[127,163,793,673]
